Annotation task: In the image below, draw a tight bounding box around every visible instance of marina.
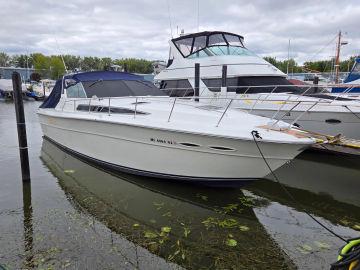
[1,101,360,269]
[1,0,360,269]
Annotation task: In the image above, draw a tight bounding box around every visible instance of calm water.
[0,101,359,269]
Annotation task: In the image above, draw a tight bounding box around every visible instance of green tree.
[62,55,81,71]
[0,52,11,67]
[12,54,34,68]
[263,56,302,73]
[113,58,153,73]
[50,56,66,79]
[31,53,51,77]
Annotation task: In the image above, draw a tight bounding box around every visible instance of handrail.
[288,101,319,127]
[168,98,177,122]
[134,97,138,118]
[271,101,302,128]
[108,97,111,116]
[58,83,360,128]
[60,95,360,109]
[270,95,292,120]
[216,99,233,127]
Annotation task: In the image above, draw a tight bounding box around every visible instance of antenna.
[54,36,68,73]
[166,0,173,38]
[286,39,291,76]
[197,0,200,32]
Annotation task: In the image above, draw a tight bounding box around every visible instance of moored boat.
[38,71,316,184]
[155,31,360,139]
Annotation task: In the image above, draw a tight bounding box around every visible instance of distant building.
[0,67,35,81]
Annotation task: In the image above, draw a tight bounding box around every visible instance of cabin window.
[202,76,302,94]
[82,80,163,97]
[223,34,243,46]
[66,83,87,98]
[193,35,207,53]
[174,37,194,57]
[208,34,227,46]
[160,80,193,97]
[353,62,360,75]
[173,32,248,59]
[76,104,149,115]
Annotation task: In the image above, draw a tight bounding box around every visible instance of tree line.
[264,55,359,74]
[0,52,153,79]
[0,51,359,80]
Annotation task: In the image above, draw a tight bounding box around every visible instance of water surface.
[0,101,359,269]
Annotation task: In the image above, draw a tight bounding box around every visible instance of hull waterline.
[38,112,310,183]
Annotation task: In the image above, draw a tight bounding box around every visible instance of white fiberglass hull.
[38,112,308,182]
[243,109,360,140]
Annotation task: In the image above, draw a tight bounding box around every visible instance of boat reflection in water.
[259,149,360,208]
[40,138,295,269]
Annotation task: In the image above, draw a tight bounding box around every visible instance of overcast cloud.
[0,0,359,63]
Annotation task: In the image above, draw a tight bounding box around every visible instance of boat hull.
[240,109,360,139]
[38,113,307,182]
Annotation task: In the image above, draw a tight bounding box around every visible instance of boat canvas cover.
[332,58,360,93]
[344,58,360,83]
[40,71,163,108]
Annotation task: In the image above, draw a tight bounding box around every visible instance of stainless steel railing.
[60,83,360,128]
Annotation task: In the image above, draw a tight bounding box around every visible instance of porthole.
[179,142,201,148]
[325,119,341,124]
[209,146,236,152]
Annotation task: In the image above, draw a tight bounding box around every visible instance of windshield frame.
[172,32,246,58]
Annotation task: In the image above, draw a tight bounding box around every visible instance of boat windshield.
[352,61,360,75]
[344,60,360,83]
[173,32,255,58]
[81,80,164,98]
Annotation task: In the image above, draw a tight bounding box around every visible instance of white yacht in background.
[155,31,360,139]
[38,71,316,184]
[29,79,56,98]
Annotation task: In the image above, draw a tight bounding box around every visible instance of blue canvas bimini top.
[40,71,163,108]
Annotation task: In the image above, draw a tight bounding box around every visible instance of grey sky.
[0,0,359,63]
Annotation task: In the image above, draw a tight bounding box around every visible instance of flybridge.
[171,31,255,59]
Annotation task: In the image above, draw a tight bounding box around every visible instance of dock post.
[194,63,200,102]
[221,65,227,95]
[22,181,33,267]
[12,72,31,182]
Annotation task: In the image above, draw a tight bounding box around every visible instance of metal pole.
[221,65,227,87]
[194,63,200,102]
[12,72,30,182]
[168,98,177,122]
[286,39,291,76]
[335,31,341,84]
[313,76,319,93]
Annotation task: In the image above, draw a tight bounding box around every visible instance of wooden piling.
[12,72,31,182]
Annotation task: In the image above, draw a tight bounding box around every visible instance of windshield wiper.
[88,79,103,88]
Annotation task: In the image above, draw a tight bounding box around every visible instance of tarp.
[344,58,360,83]
[39,79,62,108]
[65,71,144,82]
[332,58,360,93]
[39,71,162,108]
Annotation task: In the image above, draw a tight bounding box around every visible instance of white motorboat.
[0,78,28,100]
[37,71,316,184]
[155,31,360,139]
